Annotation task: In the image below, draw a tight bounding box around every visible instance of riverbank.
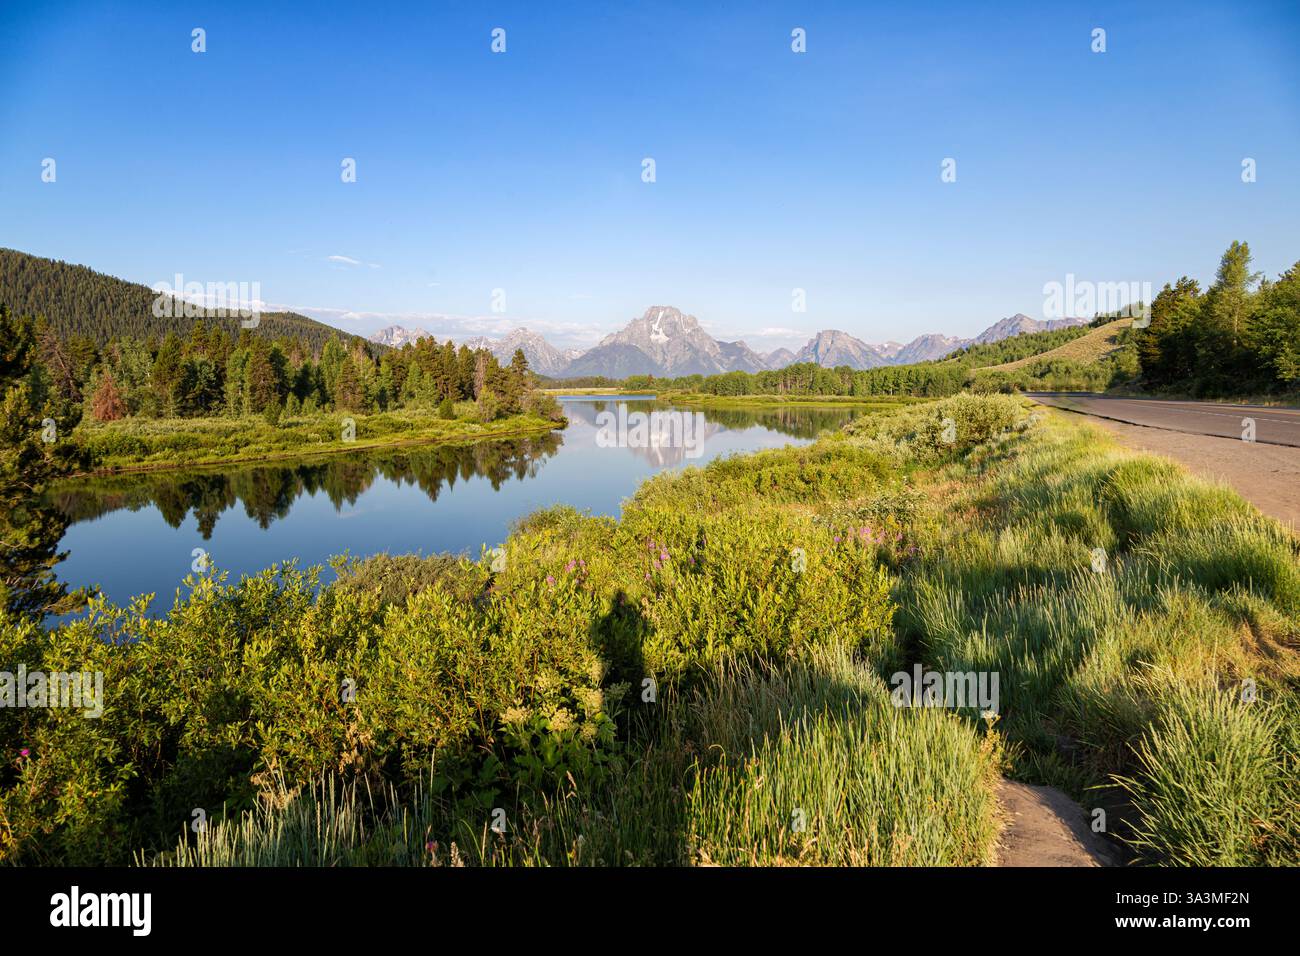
[67,408,566,475]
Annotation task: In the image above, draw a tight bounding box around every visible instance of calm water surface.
[51,399,865,610]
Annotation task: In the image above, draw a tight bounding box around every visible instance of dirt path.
[1087,417,1300,532]
[996,780,1119,866]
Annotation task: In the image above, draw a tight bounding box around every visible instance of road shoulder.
[1073,415,1300,531]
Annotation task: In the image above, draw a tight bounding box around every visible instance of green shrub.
[522,390,565,423]
[475,391,502,423]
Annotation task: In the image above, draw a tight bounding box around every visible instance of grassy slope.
[984,318,1133,372]
[893,406,1299,864]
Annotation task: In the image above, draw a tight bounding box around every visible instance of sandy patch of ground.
[996,780,1119,867]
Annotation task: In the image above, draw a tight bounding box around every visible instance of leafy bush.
[474,391,503,423]
[522,389,566,423]
[0,459,900,863]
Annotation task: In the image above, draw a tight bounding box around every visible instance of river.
[50,398,866,611]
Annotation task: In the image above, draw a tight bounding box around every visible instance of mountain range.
[370,307,1092,379]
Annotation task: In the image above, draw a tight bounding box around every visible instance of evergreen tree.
[333,355,366,411]
[0,307,84,617]
[319,335,347,406]
[152,332,184,415]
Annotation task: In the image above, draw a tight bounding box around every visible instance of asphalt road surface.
[1026,393,1300,448]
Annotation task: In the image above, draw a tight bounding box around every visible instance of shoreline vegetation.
[64,407,566,476]
[5,393,1295,867]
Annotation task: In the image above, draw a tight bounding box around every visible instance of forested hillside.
[0,248,373,354]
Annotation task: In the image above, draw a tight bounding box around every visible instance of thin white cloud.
[327,255,362,266]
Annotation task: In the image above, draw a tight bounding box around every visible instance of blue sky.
[2,1,1297,352]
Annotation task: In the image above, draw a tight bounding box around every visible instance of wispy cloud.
[326,255,381,269]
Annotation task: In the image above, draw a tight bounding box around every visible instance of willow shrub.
[0,509,898,864]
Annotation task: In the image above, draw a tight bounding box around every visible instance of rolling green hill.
[0,248,377,355]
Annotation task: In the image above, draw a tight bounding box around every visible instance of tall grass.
[899,406,1300,863]
[1115,681,1292,866]
[684,648,1002,866]
[143,648,1003,867]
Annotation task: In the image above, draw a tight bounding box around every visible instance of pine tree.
[152,332,183,415]
[0,307,83,616]
[505,348,530,412]
[242,342,281,414]
[334,356,366,411]
[319,335,346,405]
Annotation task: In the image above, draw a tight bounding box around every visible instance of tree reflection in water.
[49,432,564,539]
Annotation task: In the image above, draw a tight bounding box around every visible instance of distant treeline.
[629,314,1132,399]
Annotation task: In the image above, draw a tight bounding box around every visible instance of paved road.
[1026,393,1300,448]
